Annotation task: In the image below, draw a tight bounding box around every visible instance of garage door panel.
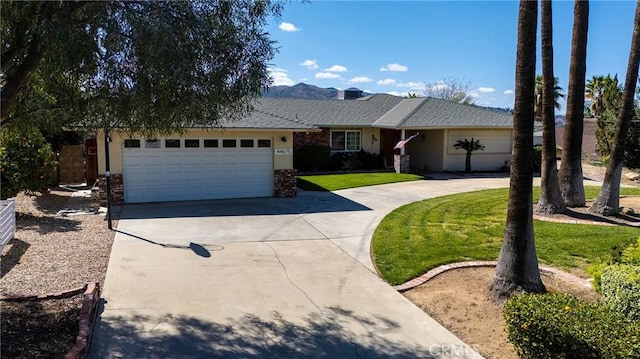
[123,143,273,203]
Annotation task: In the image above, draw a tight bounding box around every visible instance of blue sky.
[266,0,637,112]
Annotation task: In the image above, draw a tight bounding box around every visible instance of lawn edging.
[64,282,101,359]
[393,261,592,292]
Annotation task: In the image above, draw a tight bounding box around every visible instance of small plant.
[453,138,485,173]
[601,264,640,321]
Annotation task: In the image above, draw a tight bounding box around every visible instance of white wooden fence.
[1,198,16,250]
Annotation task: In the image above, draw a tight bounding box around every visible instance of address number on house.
[275,149,292,155]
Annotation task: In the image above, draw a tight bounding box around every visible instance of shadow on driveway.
[91,302,464,359]
[119,191,371,220]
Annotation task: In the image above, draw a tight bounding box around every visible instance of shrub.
[293,145,330,172]
[504,293,640,359]
[601,264,640,322]
[355,150,384,170]
[326,152,349,171]
[588,236,640,292]
[0,127,57,199]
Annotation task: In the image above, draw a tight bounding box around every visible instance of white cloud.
[397,81,426,90]
[380,63,408,72]
[387,91,409,97]
[269,68,294,86]
[348,76,373,84]
[279,22,301,32]
[324,65,348,72]
[315,72,341,79]
[478,87,495,93]
[503,89,514,95]
[377,78,396,85]
[299,59,318,70]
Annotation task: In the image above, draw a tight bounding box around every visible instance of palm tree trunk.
[465,151,472,172]
[536,0,566,215]
[558,0,589,207]
[590,1,640,215]
[490,0,545,301]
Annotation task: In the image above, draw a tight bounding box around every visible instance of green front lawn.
[372,186,640,285]
[297,172,423,191]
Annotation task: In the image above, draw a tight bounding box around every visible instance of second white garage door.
[122,138,273,203]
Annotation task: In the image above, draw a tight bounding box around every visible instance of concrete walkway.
[91,175,595,358]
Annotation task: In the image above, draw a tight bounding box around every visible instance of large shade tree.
[558,0,589,207]
[490,0,546,300]
[535,0,566,215]
[1,1,284,134]
[590,1,640,216]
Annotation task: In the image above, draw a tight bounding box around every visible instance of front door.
[380,129,401,168]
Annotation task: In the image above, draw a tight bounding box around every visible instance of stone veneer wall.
[59,145,85,184]
[274,169,297,198]
[293,127,330,148]
[394,155,410,173]
[97,174,124,205]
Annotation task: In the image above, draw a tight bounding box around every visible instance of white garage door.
[122,138,273,203]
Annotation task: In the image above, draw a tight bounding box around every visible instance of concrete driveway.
[91,176,520,358]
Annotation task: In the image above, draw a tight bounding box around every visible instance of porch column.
[394,129,410,173]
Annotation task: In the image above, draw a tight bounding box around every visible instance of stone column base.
[97,174,124,205]
[394,155,410,173]
[274,169,297,198]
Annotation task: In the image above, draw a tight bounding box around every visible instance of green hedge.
[601,264,640,322]
[504,293,640,359]
[589,236,640,292]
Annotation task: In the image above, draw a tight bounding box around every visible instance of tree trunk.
[590,1,640,216]
[536,0,566,215]
[465,151,472,173]
[491,0,546,301]
[558,0,589,207]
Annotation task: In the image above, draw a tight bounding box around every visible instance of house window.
[145,139,161,148]
[331,130,361,152]
[240,139,254,148]
[185,139,200,148]
[165,139,181,148]
[124,139,140,148]
[203,139,218,148]
[222,139,237,148]
[257,139,271,148]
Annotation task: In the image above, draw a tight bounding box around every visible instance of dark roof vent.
[338,87,363,100]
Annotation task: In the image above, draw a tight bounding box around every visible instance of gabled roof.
[253,94,404,127]
[219,109,317,131]
[397,97,512,128]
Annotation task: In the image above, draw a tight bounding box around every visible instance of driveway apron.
[90,177,525,358]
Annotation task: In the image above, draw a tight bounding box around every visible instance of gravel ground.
[1,188,116,296]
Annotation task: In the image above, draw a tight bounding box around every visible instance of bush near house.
[294,146,384,172]
[0,127,57,199]
[293,145,331,172]
[504,293,640,359]
[506,237,640,358]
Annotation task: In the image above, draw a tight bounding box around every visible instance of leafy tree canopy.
[1,1,284,136]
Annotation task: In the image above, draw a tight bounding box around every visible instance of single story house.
[96,91,513,204]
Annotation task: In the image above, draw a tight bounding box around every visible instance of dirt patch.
[1,295,83,359]
[536,196,640,227]
[404,267,599,359]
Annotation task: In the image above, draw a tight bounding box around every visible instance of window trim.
[330,130,361,152]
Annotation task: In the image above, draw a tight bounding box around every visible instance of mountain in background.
[262,83,340,99]
[262,83,375,99]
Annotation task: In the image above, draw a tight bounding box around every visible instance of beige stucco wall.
[443,129,512,171]
[406,130,445,171]
[97,129,295,174]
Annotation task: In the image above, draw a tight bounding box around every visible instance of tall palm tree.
[558,0,589,207]
[490,0,545,300]
[453,138,485,173]
[536,0,566,215]
[534,75,565,121]
[586,74,621,118]
[590,1,640,216]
